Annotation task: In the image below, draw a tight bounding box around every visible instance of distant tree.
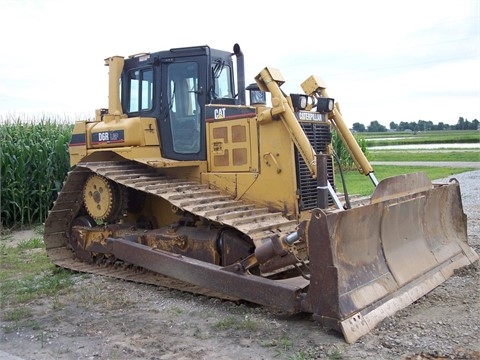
[409,121,419,132]
[352,122,366,132]
[418,120,433,131]
[418,120,427,131]
[367,120,387,132]
[398,121,411,131]
[389,121,398,130]
[471,119,479,130]
[464,118,477,130]
[361,118,477,132]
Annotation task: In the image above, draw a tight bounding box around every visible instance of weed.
[105,294,131,310]
[33,224,45,235]
[2,325,15,334]
[29,320,42,331]
[328,348,343,359]
[168,306,183,315]
[226,303,248,315]
[36,331,46,348]
[2,306,32,322]
[52,295,65,311]
[212,316,238,330]
[17,237,44,250]
[259,339,277,348]
[241,316,257,331]
[273,337,294,359]
[212,316,258,331]
[286,351,308,360]
[279,336,293,350]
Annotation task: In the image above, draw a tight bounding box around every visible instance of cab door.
[158,56,207,161]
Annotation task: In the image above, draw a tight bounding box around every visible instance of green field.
[334,129,479,196]
[335,165,475,196]
[368,150,479,162]
[361,130,479,146]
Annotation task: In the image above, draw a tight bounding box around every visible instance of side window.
[168,62,200,154]
[213,64,233,99]
[128,68,153,113]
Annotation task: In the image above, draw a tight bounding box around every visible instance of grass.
[0,235,75,311]
[2,306,32,322]
[328,348,343,359]
[77,278,132,310]
[0,266,75,307]
[335,166,474,196]
[340,130,478,195]
[212,316,258,331]
[368,150,479,162]
[362,130,479,146]
[0,238,52,281]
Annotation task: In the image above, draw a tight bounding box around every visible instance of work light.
[290,94,308,111]
[316,97,334,113]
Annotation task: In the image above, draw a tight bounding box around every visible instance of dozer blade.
[302,172,479,344]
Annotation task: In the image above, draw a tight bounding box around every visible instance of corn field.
[332,130,368,171]
[0,116,72,229]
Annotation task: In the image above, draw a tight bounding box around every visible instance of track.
[44,160,298,297]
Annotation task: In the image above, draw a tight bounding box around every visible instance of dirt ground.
[1,172,479,360]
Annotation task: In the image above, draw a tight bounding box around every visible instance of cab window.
[128,68,153,112]
[212,63,233,99]
[168,61,201,154]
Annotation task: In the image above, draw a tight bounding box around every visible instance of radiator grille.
[295,122,335,211]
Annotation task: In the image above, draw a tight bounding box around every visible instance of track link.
[44,160,298,297]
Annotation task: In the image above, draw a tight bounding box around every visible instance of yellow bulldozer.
[44,43,478,343]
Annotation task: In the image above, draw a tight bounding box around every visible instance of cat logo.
[298,111,324,121]
[214,108,226,120]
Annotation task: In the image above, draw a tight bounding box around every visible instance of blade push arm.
[255,67,318,179]
[301,75,379,187]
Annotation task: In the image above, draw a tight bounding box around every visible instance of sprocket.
[83,174,126,222]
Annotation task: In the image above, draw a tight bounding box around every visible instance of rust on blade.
[302,174,478,343]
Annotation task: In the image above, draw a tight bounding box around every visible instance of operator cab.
[120,45,245,161]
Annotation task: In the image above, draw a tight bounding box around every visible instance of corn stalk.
[331,130,368,171]
[0,116,72,229]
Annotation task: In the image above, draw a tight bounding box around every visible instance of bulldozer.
[44,43,479,343]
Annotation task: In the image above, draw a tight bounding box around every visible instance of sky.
[0,0,479,127]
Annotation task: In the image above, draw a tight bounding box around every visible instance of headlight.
[290,94,309,111]
[246,83,266,105]
[316,98,335,113]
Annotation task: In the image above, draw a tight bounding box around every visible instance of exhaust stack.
[104,56,124,116]
[233,44,246,105]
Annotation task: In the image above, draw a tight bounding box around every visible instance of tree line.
[352,117,479,132]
